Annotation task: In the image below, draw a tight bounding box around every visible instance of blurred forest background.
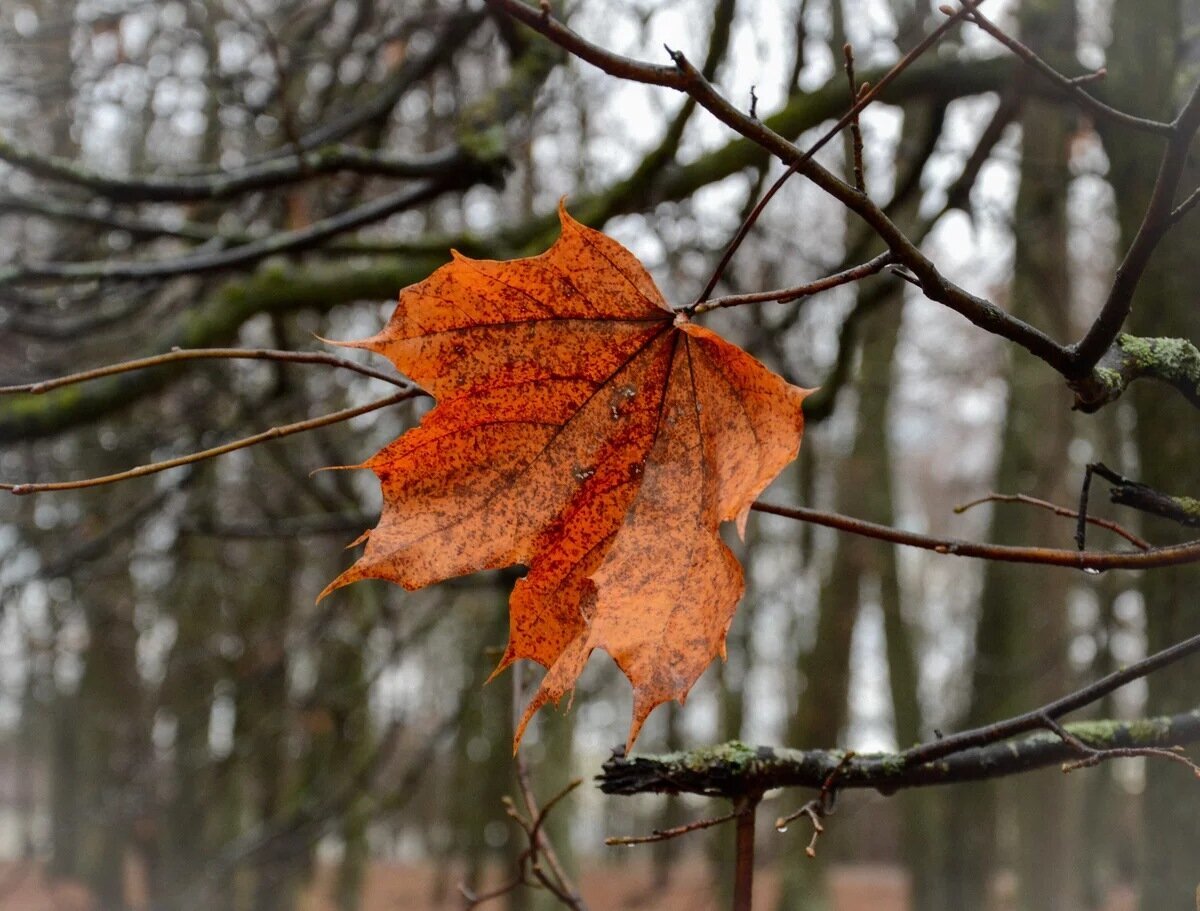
[0,0,1197,909]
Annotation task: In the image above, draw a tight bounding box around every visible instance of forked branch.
[485,0,1200,413]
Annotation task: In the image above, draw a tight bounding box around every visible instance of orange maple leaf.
[323,205,809,749]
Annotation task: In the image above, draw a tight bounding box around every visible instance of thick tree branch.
[598,711,1200,797]
[603,633,1200,797]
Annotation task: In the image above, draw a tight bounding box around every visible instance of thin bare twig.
[843,44,866,193]
[900,630,1200,768]
[604,809,740,845]
[1040,715,1200,778]
[775,751,855,858]
[690,0,988,304]
[750,500,1200,571]
[1168,184,1200,224]
[953,491,1151,550]
[0,390,418,495]
[690,251,893,314]
[0,347,410,395]
[464,667,589,911]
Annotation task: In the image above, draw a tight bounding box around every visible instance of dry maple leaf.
[322,204,809,750]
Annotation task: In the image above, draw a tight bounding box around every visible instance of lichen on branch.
[1071,333,1200,412]
[598,711,1200,798]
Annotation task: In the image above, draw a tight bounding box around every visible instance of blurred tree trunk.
[778,307,907,911]
[710,525,755,909]
[38,0,86,886]
[777,77,933,905]
[943,3,1080,908]
[451,589,518,904]
[319,588,381,911]
[1102,1,1200,906]
[651,705,685,892]
[237,539,299,911]
[77,590,144,910]
[519,704,576,911]
[48,689,82,881]
[157,517,226,911]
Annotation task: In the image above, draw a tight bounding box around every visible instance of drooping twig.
[775,751,855,858]
[0,178,465,286]
[1077,462,1200,551]
[953,491,1150,550]
[0,134,475,203]
[957,5,1173,136]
